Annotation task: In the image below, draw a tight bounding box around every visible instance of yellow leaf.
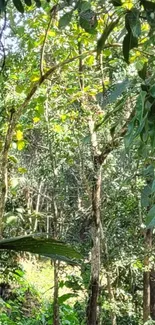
[17,140,25,151]
[60,114,67,122]
[33,117,40,123]
[18,167,27,174]
[122,0,133,9]
[31,75,40,82]
[48,30,56,37]
[16,130,23,141]
[53,124,62,133]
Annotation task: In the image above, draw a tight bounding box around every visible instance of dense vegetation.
[1,0,155,324]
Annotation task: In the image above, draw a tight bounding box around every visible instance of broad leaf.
[141,0,155,10]
[125,8,141,38]
[96,79,129,108]
[151,180,155,193]
[79,9,97,33]
[97,19,119,56]
[143,164,154,178]
[34,0,41,7]
[150,84,155,98]
[111,0,122,6]
[0,234,81,263]
[58,293,78,304]
[141,185,152,207]
[59,11,73,28]
[12,0,24,13]
[138,62,147,80]
[24,0,32,6]
[0,0,5,10]
[123,32,138,64]
[124,119,135,148]
[83,135,91,144]
[78,1,91,12]
[146,205,155,229]
[135,91,146,122]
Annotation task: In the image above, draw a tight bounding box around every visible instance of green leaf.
[111,0,122,6]
[58,293,78,304]
[0,0,5,10]
[150,84,155,98]
[16,85,25,93]
[125,8,141,38]
[124,118,135,148]
[0,234,82,262]
[79,9,97,34]
[12,0,24,13]
[135,91,146,122]
[141,0,155,11]
[24,0,32,6]
[83,135,91,144]
[78,1,91,12]
[138,62,147,80]
[34,0,41,7]
[8,155,18,164]
[96,78,129,108]
[123,32,138,64]
[97,19,119,56]
[151,180,155,193]
[6,216,18,225]
[18,167,27,174]
[150,128,155,147]
[59,11,73,28]
[141,185,152,207]
[146,205,155,228]
[140,0,155,27]
[143,164,154,178]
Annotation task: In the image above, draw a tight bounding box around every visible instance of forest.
[0,0,155,324]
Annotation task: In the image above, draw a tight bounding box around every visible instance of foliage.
[0,234,81,262]
[0,0,155,322]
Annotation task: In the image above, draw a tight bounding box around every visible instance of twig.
[0,10,7,73]
[0,41,6,72]
[40,12,53,76]
[0,10,7,41]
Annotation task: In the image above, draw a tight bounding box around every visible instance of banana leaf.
[0,234,81,263]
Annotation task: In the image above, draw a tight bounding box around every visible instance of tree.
[1,0,155,324]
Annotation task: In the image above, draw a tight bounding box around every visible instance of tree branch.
[40,13,53,76]
[99,110,135,164]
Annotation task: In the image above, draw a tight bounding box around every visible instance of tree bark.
[100,222,116,325]
[143,229,152,323]
[0,113,16,238]
[53,260,60,325]
[87,119,102,325]
[150,268,155,320]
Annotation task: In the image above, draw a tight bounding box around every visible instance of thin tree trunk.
[100,222,116,325]
[87,119,101,325]
[34,180,43,232]
[52,194,60,325]
[150,268,155,320]
[53,260,60,325]
[0,113,16,237]
[105,250,116,325]
[143,229,152,323]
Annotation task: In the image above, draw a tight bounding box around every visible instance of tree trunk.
[143,229,152,323]
[150,268,155,320]
[53,261,60,325]
[87,160,101,325]
[100,223,116,325]
[0,113,16,237]
[87,119,102,325]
